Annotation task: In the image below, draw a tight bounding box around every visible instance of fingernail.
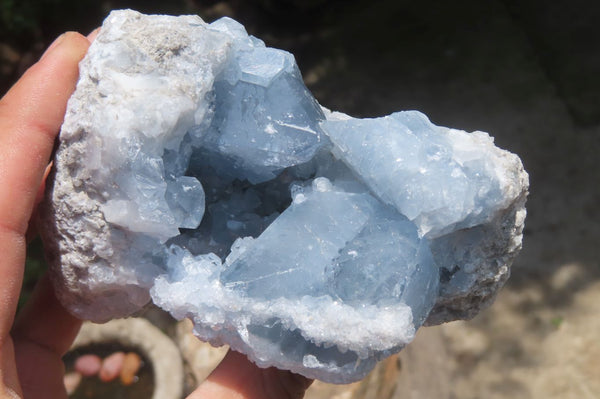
[40,33,66,61]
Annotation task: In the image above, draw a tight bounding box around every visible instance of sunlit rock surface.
[41,10,528,383]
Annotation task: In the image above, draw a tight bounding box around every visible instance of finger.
[12,274,81,356]
[0,32,89,338]
[87,27,101,42]
[188,350,312,399]
[13,340,69,399]
[0,341,23,398]
[12,274,79,399]
[21,26,99,242]
[22,26,98,243]
[0,31,89,236]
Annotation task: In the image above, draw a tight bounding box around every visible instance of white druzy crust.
[41,10,528,383]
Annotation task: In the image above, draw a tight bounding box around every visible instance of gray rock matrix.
[40,10,528,383]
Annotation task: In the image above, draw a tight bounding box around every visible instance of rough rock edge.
[40,129,151,322]
[426,175,529,325]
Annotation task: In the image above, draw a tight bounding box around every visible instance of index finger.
[0,32,89,338]
[0,32,90,235]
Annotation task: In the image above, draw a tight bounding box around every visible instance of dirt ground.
[3,1,598,398]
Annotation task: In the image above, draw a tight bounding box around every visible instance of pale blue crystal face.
[51,10,527,385]
[328,204,438,328]
[220,178,438,321]
[198,17,326,184]
[322,111,508,238]
[221,182,378,298]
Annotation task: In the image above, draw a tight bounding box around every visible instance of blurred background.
[1,0,599,398]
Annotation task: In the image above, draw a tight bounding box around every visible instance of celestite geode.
[41,10,529,383]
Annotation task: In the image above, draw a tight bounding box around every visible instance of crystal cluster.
[41,10,528,383]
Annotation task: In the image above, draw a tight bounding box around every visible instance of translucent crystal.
[322,110,524,238]
[199,17,326,184]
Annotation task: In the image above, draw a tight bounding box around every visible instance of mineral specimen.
[40,10,529,383]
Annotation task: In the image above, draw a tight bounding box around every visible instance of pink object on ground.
[99,351,125,382]
[63,372,82,395]
[74,354,102,377]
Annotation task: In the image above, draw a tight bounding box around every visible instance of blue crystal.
[322,111,508,238]
[198,18,326,184]
[47,10,528,385]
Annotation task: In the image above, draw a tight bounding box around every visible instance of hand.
[0,32,312,399]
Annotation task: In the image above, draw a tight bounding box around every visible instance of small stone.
[99,352,125,382]
[74,354,102,377]
[120,352,142,386]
